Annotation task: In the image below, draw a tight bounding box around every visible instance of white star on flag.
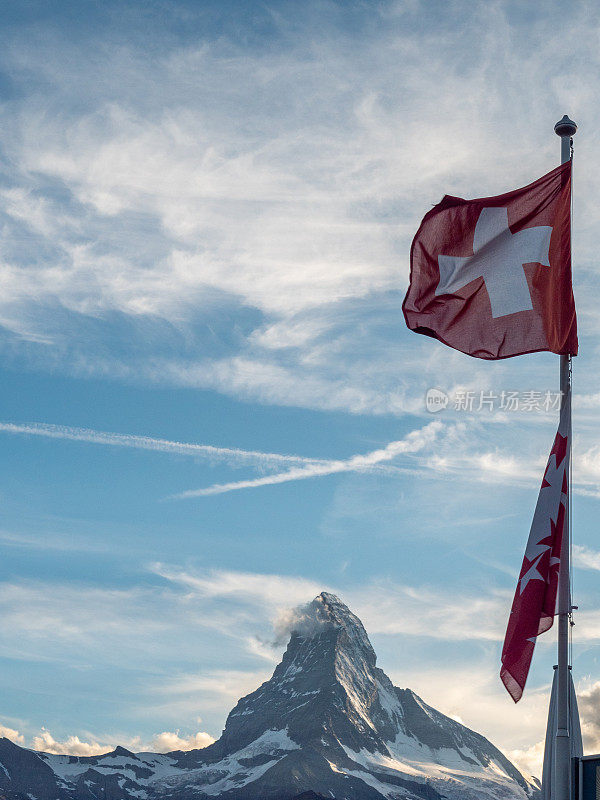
[500,392,571,702]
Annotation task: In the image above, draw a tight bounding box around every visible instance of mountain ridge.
[0,591,540,799]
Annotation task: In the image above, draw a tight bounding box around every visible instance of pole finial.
[554,115,577,137]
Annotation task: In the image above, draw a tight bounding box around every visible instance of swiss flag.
[500,393,571,702]
[403,163,577,359]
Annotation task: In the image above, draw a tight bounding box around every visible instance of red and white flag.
[500,394,571,702]
[403,163,577,359]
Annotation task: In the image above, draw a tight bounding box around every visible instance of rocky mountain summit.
[0,591,539,799]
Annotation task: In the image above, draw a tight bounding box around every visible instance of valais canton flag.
[403,162,577,359]
[500,393,571,702]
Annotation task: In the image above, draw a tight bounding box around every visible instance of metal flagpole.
[554,114,577,800]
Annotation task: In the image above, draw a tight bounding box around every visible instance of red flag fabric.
[403,163,577,359]
[500,394,571,702]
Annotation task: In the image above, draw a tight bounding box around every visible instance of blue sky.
[2,0,600,776]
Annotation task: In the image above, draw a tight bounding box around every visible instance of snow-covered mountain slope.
[0,592,540,800]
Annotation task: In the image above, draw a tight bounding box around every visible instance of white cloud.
[153,565,324,610]
[0,581,168,649]
[154,565,508,644]
[0,723,25,744]
[157,416,600,500]
[506,740,545,781]
[0,421,320,468]
[153,670,269,706]
[29,727,215,756]
[149,730,215,753]
[574,680,600,753]
[573,545,600,572]
[571,610,600,642]
[0,579,241,672]
[4,412,597,505]
[349,581,509,643]
[0,529,104,553]
[133,668,277,729]
[1,1,599,422]
[171,420,441,498]
[32,730,111,757]
[152,355,415,417]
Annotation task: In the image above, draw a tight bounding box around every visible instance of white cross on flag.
[404,163,577,359]
[500,392,571,702]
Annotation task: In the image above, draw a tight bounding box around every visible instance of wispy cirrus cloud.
[0,528,107,553]
[152,564,325,610]
[0,420,322,468]
[6,415,600,502]
[2,0,600,421]
[150,670,270,709]
[573,544,600,572]
[171,420,442,498]
[153,564,509,645]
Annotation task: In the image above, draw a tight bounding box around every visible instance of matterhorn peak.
[0,592,541,800]
[287,591,376,668]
